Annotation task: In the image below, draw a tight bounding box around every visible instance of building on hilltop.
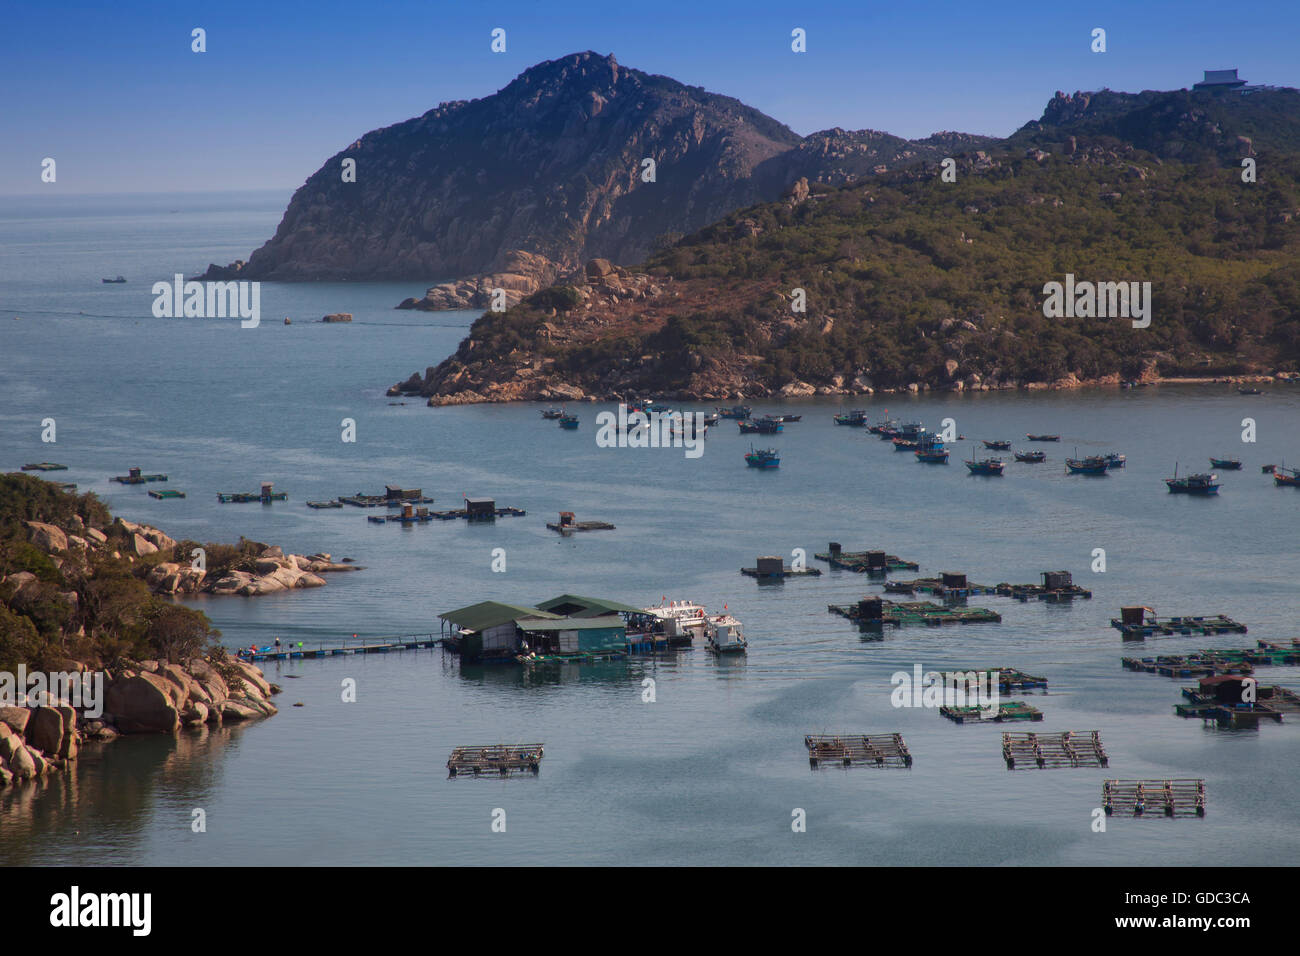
[1193,69,1247,89]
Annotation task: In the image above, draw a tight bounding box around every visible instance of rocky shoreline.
[0,657,280,787]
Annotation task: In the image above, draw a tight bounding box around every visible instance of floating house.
[439,594,643,664]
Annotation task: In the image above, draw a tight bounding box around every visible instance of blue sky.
[3,0,1297,195]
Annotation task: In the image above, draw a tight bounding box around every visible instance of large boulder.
[129,533,159,557]
[25,521,67,554]
[104,673,180,734]
[232,662,273,698]
[5,743,37,780]
[0,707,31,736]
[26,706,65,754]
[221,700,263,721]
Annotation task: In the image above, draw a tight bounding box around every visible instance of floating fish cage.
[828,598,1002,628]
[882,572,997,599]
[1003,731,1107,769]
[940,701,1042,724]
[218,482,287,503]
[1103,779,1205,817]
[546,511,615,535]
[740,555,821,579]
[995,570,1091,602]
[813,542,919,574]
[306,500,344,509]
[339,486,435,507]
[446,744,544,777]
[1122,654,1255,679]
[1175,679,1300,728]
[147,489,185,499]
[1110,606,1247,639]
[970,667,1049,692]
[112,467,168,484]
[804,733,912,769]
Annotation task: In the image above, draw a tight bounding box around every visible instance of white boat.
[643,600,708,646]
[705,614,746,654]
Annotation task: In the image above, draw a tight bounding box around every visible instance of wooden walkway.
[1103,779,1205,817]
[804,733,912,768]
[238,635,439,663]
[1002,731,1107,769]
[447,744,544,776]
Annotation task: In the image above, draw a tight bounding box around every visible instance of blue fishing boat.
[744,446,780,469]
[983,440,1012,451]
[1014,450,1046,463]
[558,414,579,430]
[965,458,1004,475]
[1209,457,1242,470]
[1166,467,1219,495]
[1103,453,1126,469]
[833,409,868,426]
[867,416,898,435]
[1274,465,1300,488]
[915,436,949,463]
[717,405,751,420]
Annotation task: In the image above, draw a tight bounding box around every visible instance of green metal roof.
[438,601,559,632]
[535,594,645,617]
[516,614,626,632]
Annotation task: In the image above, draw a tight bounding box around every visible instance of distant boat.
[1027,434,1060,442]
[982,440,1012,450]
[1014,450,1047,463]
[558,414,579,429]
[1273,465,1300,488]
[1238,386,1262,395]
[771,414,802,423]
[717,405,751,420]
[833,409,868,426]
[738,418,782,434]
[867,416,899,435]
[1166,469,1220,495]
[965,458,1005,475]
[915,438,949,463]
[744,446,780,469]
[1103,453,1126,469]
[892,437,921,451]
[1209,457,1242,470]
[540,407,564,419]
[1066,455,1109,475]
[101,276,126,283]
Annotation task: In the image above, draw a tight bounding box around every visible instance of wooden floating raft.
[740,555,821,579]
[995,570,1091,602]
[238,636,439,663]
[978,667,1048,691]
[1175,678,1300,727]
[829,597,1002,627]
[883,571,997,599]
[941,700,1042,723]
[218,482,287,503]
[111,467,167,484]
[1103,779,1205,817]
[1122,654,1254,678]
[804,733,912,768]
[20,462,68,471]
[447,744,544,777]
[1110,606,1247,639]
[814,542,919,574]
[147,489,185,499]
[306,500,344,509]
[368,505,435,523]
[546,511,615,535]
[1003,731,1107,769]
[338,486,435,507]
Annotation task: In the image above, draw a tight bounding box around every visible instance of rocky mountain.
[391,85,1300,404]
[199,52,993,308]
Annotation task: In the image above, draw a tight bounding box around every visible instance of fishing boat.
[1014,450,1047,463]
[642,600,709,646]
[738,418,783,434]
[833,409,868,426]
[705,614,747,654]
[867,416,899,435]
[700,413,720,427]
[965,458,1005,475]
[1166,469,1220,495]
[915,438,949,463]
[1027,434,1060,442]
[101,275,126,283]
[1065,455,1109,475]
[717,405,751,420]
[558,414,579,430]
[772,414,802,423]
[1273,465,1300,488]
[744,446,780,469]
[892,437,921,451]
[1103,453,1127,469]
[1209,457,1242,470]
[1238,386,1262,395]
[540,407,564,419]
[982,440,1012,450]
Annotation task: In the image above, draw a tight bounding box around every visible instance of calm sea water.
[1,192,1298,866]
